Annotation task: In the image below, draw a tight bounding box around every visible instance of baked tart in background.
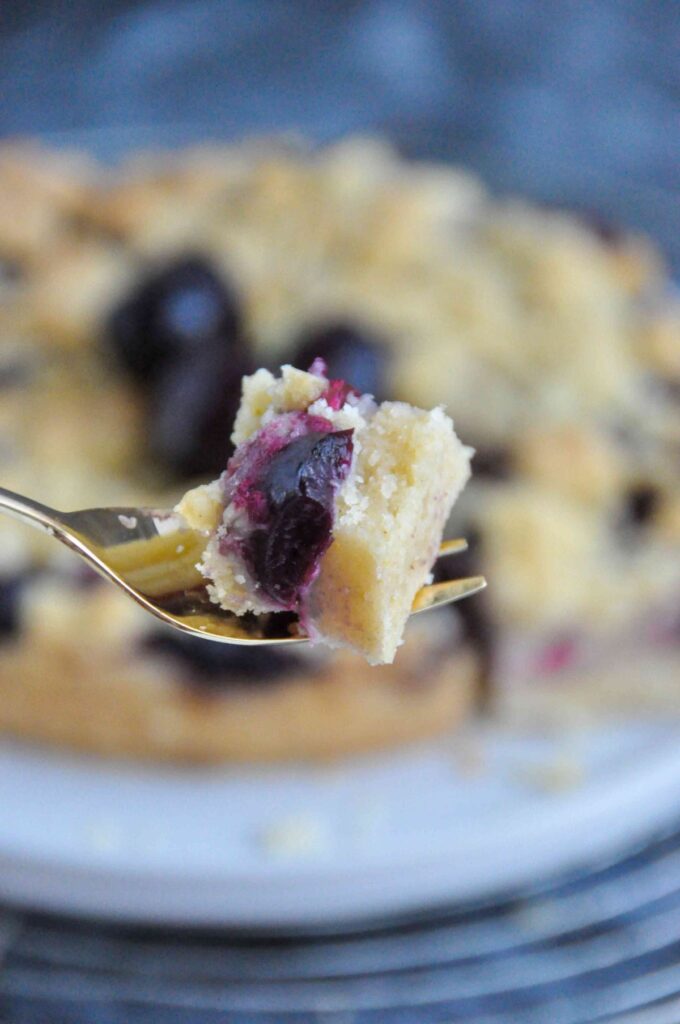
[0,137,677,760]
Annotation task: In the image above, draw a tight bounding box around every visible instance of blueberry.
[0,258,23,286]
[0,358,32,391]
[622,483,660,529]
[105,255,243,385]
[143,629,300,691]
[106,254,251,479]
[289,322,388,398]
[244,429,354,606]
[245,497,333,606]
[261,430,354,509]
[472,445,514,481]
[149,344,255,478]
[0,576,23,640]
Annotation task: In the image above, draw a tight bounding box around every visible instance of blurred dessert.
[0,137,677,760]
[178,362,471,664]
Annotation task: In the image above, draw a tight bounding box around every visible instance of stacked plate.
[1,718,680,1020]
[2,763,680,1022]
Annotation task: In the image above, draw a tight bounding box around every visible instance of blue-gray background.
[0,0,678,267]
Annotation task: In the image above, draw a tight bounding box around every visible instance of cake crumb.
[86,819,124,854]
[380,474,397,499]
[516,752,586,792]
[118,514,137,530]
[257,814,329,857]
[153,514,183,536]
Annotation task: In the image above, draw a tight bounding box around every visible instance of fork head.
[59,505,300,644]
[1,488,485,645]
[68,510,485,644]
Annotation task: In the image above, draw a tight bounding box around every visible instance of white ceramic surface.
[1,719,680,928]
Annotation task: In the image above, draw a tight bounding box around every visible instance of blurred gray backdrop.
[0,0,678,262]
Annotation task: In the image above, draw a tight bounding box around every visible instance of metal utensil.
[0,487,486,645]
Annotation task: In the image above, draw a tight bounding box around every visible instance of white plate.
[1,720,680,929]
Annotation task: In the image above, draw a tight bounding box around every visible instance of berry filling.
[259,429,355,509]
[223,413,337,519]
[219,417,354,611]
[307,355,362,410]
[244,496,333,606]
[323,378,361,411]
[621,483,661,530]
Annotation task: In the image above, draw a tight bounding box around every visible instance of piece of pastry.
[178,363,471,664]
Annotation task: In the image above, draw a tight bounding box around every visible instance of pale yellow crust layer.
[311,403,471,663]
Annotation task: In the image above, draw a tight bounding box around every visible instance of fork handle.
[0,486,62,535]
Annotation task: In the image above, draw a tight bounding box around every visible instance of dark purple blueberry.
[0,576,23,640]
[290,322,388,398]
[143,629,301,691]
[0,258,23,286]
[105,255,243,385]
[0,358,32,391]
[260,430,354,510]
[245,496,333,606]
[149,345,255,478]
[243,429,354,604]
[622,483,661,529]
[472,444,515,481]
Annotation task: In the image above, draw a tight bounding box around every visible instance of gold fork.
[0,486,485,645]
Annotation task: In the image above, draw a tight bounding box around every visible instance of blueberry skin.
[106,255,243,385]
[246,497,333,606]
[622,483,660,529]
[244,429,354,606]
[289,322,388,398]
[261,430,354,508]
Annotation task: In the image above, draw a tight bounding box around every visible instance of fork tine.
[412,575,486,614]
[437,537,468,557]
